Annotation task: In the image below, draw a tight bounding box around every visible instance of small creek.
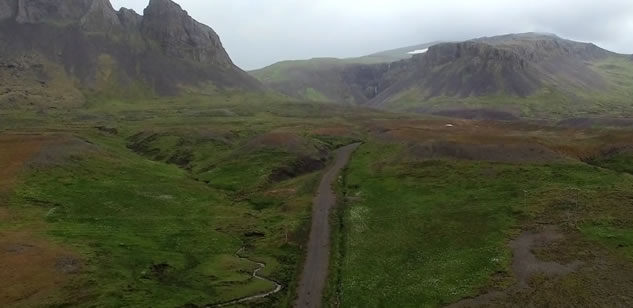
[213,247,283,307]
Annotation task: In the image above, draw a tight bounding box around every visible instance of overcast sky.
[111,0,633,70]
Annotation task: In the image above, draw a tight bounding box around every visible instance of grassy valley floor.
[329,122,633,307]
[3,95,633,307]
[0,95,379,307]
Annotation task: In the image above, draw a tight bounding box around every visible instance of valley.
[5,96,633,307]
[2,0,633,307]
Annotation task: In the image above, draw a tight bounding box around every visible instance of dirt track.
[295,143,360,308]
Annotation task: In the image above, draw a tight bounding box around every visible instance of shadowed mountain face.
[369,34,613,105]
[0,0,261,107]
[252,33,632,117]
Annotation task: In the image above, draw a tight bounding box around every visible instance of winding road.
[295,143,361,308]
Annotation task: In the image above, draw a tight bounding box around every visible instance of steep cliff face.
[394,41,542,99]
[15,0,92,24]
[117,7,141,29]
[141,0,233,67]
[419,42,528,70]
[0,0,16,21]
[80,0,121,32]
[0,0,261,107]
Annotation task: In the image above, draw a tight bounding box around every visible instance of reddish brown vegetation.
[0,134,81,307]
[0,231,80,306]
[311,126,354,137]
[244,132,305,151]
[0,134,47,196]
[367,118,633,163]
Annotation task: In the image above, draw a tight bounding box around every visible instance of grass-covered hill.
[249,42,440,104]
[251,33,633,119]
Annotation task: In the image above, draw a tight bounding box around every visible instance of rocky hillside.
[250,42,439,104]
[0,0,261,107]
[252,33,633,118]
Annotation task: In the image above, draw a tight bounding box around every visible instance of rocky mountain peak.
[142,0,233,66]
[13,0,122,30]
[0,0,261,100]
[80,0,121,32]
[117,8,142,29]
[146,0,182,12]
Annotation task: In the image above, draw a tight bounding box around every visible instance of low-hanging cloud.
[111,0,633,70]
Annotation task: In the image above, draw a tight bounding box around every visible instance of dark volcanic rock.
[0,0,17,21]
[0,0,262,104]
[341,64,392,102]
[421,42,528,70]
[411,41,540,98]
[141,0,233,67]
[16,0,92,24]
[80,0,121,32]
[117,8,141,29]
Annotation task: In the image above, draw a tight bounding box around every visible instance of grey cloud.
[111,0,633,70]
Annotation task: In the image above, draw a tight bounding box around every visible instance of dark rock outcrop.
[403,41,542,98]
[117,8,141,29]
[80,0,121,32]
[0,0,263,107]
[15,0,92,24]
[0,0,261,106]
[0,0,17,21]
[420,42,528,69]
[141,0,233,67]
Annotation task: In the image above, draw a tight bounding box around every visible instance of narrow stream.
[213,247,283,307]
[214,143,360,308]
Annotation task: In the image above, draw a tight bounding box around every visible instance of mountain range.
[252,33,633,118]
[1,0,632,119]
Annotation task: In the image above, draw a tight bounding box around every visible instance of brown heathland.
[0,134,80,307]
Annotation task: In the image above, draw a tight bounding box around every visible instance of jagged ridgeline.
[0,0,261,106]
